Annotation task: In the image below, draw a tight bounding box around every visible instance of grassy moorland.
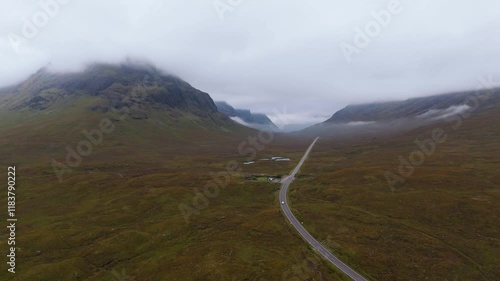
[289,100,500,280]
[1,68,498,280]
[0,94,349,280]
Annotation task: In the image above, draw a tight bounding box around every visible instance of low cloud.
[344,121,377,126]
[417,105,471,120]
[230,116,252,127]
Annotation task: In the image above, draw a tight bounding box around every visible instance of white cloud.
[417,104,471,120]
[229,116,251,127]
[345,121,376,126]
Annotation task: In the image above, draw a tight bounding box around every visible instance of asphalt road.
[279,137,368,281]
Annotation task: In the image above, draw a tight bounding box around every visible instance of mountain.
[325,90,496,123]
[0,62,253,168]
[0,62,251,132]
[215,101,280,131]
[2,63,228,119]
[302,88,500,138]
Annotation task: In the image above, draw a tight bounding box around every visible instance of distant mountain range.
[2,61,499,140]
[325,91,491,124]
[215,101,280,131]
[303,88,500,137]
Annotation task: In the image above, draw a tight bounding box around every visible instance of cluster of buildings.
[244,156,291,165]
[260,156,291,161]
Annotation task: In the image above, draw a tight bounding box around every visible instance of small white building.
[243,161,255,165]
[275,158,291,161]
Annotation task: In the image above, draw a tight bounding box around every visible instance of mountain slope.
[325,90,498,124]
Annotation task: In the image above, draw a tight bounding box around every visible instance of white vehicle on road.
[281,201,285,205]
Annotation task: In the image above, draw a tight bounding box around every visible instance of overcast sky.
[1,0,500,127]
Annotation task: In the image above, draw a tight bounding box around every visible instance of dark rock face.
[6,63,219,117]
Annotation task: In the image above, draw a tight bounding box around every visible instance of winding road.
[279,137,368,281]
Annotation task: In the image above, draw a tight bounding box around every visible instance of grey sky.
[1,0,500,127]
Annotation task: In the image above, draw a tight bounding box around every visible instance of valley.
[2,2,500,280]
[0,63,498,281]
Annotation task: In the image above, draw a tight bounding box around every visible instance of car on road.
[281,201,285,205]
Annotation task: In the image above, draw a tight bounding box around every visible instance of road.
[279,137,368,281]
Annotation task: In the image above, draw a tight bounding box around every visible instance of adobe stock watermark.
[340,0,404,63]
[7,0,72,54]
[178,107,287,224]
[282,235,340,280]
[213,0,244,21]
[51,74,158,182]
[384,74,499,192]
